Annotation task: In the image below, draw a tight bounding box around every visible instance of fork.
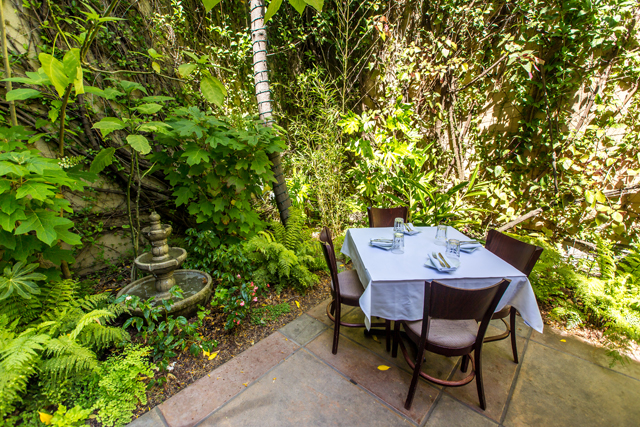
[431,252,445,268]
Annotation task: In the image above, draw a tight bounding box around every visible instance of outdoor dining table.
[340,226,544,332]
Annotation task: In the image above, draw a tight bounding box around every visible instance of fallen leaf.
[39,412,53,425]
[560,339,566,342]
[377,365,390,371]
[295,301,300,308]
[372,335,379,342]
[208,352,218,360]
[243,382,248,387]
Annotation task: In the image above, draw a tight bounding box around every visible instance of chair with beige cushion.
[395,279,510,410]
[319,226,386,354]
[483,230,543,363]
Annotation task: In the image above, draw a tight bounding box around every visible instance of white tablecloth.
[340,226,544,333]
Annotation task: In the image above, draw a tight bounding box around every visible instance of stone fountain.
[117,212,213,318]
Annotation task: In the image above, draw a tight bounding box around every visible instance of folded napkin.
[425,253,458,272]
[403,223,421,236]
[370,238,393,250]
[460,242,482,253]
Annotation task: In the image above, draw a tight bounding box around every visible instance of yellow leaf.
[208,352,218,360]
[39,412,53,425]
[560,339,566,342]
[203,350,210,357]
[377,365,390,371]
[152,61,161,73]
[295,301,300,309]
[243,382,248,387]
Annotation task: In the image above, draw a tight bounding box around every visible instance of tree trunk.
[249,0,291,225]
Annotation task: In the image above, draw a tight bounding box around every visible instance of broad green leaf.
[251,151,270,175]
[141,95,174,102]
[0,180,10,194]
[584,190,594,204]
[494,165,504,177]
[202,0,222,12]
[612,212,623,223]
[93,117,126,137]
[181,145,210,166]
[0,161,28,177]
[127,134,151,154]
[174,186,194,206]
[62,48,84,95]
[137,121,173,133]
[134,103,163,114]
[5,235,42,261]
[42,246,75,266]
[148,48,163,59]
[0,208,26,232]
[303,0,323,11]
[6,89,42,101]
[15,210,70,246]
[90,147,116,174]
[54,224,82,246]
[200,76,226,107]
[85,86,125,100]
[39,53,69,97]
[265,0,284,21]
[178,63,197,78]
[0,262,46,300]
[119,80,148,95]
[595,190,607,204]
[288,0,306,14]
[15,181,57,201]
[0,229,16,250]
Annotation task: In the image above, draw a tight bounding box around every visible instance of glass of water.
[394,217,405,233]
[391,232,405,254]
[435,224,447,246]
[445,239,461,268]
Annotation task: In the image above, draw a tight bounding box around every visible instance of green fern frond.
[272,222,286,245]
[79,324,129,350]
[69,309,117,340]
[43,335,98,378]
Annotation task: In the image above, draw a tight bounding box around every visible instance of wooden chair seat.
[331,270,365,306]
[405,318,478,349]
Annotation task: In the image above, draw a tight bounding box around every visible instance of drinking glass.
[435,225,447,246]
[391,232,405,254]
[394,217,405,233]
[445,239,461,267]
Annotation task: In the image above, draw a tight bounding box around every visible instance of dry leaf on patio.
[243,382,248,387]
[560,339,566,342]
[377,365,390,371]
[295,301,300,308]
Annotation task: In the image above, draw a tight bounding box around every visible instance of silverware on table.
[438,252,451,268]
[432,252,445,268]
[405,223,414,233]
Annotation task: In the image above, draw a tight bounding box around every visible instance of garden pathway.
[128,300,640,427]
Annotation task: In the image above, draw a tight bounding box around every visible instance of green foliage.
[121,287,217,372]
[49,404,93,427]
[518,233,640,362]
[88,345,156,427]
[0,127,84,273]
[150,107,285,240]
[244,209,323,293]
[250,302,291,325]
[211,278,267,329]
[0,274,129,421]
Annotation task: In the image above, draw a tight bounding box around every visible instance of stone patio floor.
[129,299,640,427]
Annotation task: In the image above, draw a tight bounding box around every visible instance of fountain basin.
[117,269,213,319]
[135,247,187,274]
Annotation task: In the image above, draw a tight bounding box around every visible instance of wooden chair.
[367,206,409,228]
[319,226,387,354]
[484,230,543,363]
[395,279,511,410]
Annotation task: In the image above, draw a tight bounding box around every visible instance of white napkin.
[370,238,393,250]
[425,253,458,272]
[403,223,421,235]
[460,242,482,253]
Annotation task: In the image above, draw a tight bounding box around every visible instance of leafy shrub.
[183,229,253,283]
[517,233,640,362]
[0,127,86,279]
[243,210,323,293]
[0,266,129,420]
[88,345,155,427]
[211,276,267,329]
[121,287,217,372]
[150,106,285,240]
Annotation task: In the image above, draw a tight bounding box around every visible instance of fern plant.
[0,267,130,421]
[244,209,323,293]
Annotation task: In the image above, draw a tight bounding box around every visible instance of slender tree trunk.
[0,0,17,126]
[249,0,291,225]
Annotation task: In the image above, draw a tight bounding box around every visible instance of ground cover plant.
[0,0,639,424]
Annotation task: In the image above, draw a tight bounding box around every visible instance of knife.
[438,252,451,268]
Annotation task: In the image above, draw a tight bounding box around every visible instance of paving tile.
[503,340,640,427]
[198,349,412,427]
[306,298,355,326]
[489,312,531,340]
[126,407,167,427]
[279,314,327,346]
[158,332,298,427]
[444,325,527,422]
[530,324,640,380]
[424,395,498,427]
[339,308,458,379]
[306,329,438,424]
